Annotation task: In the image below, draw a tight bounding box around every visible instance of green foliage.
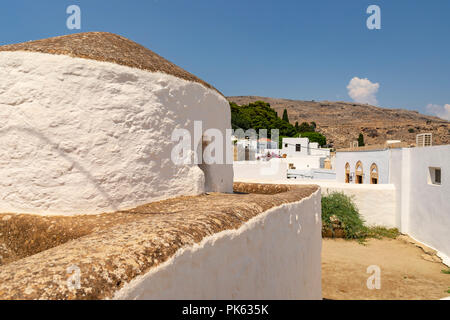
[358,133,365,146]
[441,269,450,275]
[282,109,289,123]
[366,226,400,239]
[297,122,315,133]
[321,192,399,241]
[230,101,328,146]
[230,101,297,137]
[299,132,327,146]
[322,192,367,240]
[408,128,415,133]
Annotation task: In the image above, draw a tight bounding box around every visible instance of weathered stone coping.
[0,32,221,95]
[0,183,318,300]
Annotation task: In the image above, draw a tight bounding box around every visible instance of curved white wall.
[0,51,233,215]
[113,189,322,300]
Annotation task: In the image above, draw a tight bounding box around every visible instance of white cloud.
[426,103,450,121]
[346,77,380,105]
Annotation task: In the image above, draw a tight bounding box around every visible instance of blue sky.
[1,0,450,118]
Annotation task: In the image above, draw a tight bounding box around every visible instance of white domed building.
[0,32,233,215]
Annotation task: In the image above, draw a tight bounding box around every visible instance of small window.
[436,169,441,184]
[284,144,288,148]
[429,167,441,185]
[295,144,301,152]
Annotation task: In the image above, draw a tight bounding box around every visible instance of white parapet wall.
[236,177,397,229]
[319,183,397,228]
[233,159,288,181]
[113,189,322,300]
[0,51,233,215]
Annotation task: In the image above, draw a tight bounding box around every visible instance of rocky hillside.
[227,96,450,149]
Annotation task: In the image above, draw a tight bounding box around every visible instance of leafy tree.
[299,132,327,146]
[282,109,289,123]
[297,122,315,133]
[295,121,299,132]
[230,101,297,138]
[358,133,365,147]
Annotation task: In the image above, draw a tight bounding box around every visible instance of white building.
[281,137,310,156]
[334,143,450,264]
[0,32,233,215]
[280,137,332,175]
[336,147,390,184]
[281,137,330,158]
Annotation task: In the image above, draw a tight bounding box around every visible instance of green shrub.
[300,132,327,146]
[321,192,399,241]
[321,192,367,239]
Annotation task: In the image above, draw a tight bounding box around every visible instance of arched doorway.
[345,162,350,183]
[370,163,379,184]
[355,161,363,184]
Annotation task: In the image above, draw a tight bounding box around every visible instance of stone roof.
[0,32,221,94]
[0,183,318,300]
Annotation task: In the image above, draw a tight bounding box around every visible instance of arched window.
[370,163,379,184]
[355,161,363,184]
[345,162,350,183]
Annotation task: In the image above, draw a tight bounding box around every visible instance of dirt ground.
[322,237,450,300]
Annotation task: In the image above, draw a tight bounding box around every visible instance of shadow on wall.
[0,125,119,211]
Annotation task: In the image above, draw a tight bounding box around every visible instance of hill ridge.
[227,96,450,148]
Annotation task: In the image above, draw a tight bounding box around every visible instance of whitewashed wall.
[392,146,450,264]
[113,189,323,300]
[287,169,336,180]
[281,138,309,156]
[233,160,288,181]
[237,145,450,265]
[320,183,397,228]
[286,156,323,170]
[388,148,407,230]
[0,51,233,215]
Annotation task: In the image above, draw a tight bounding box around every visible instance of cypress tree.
[358,133,365,147]
[282,109,289,123]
